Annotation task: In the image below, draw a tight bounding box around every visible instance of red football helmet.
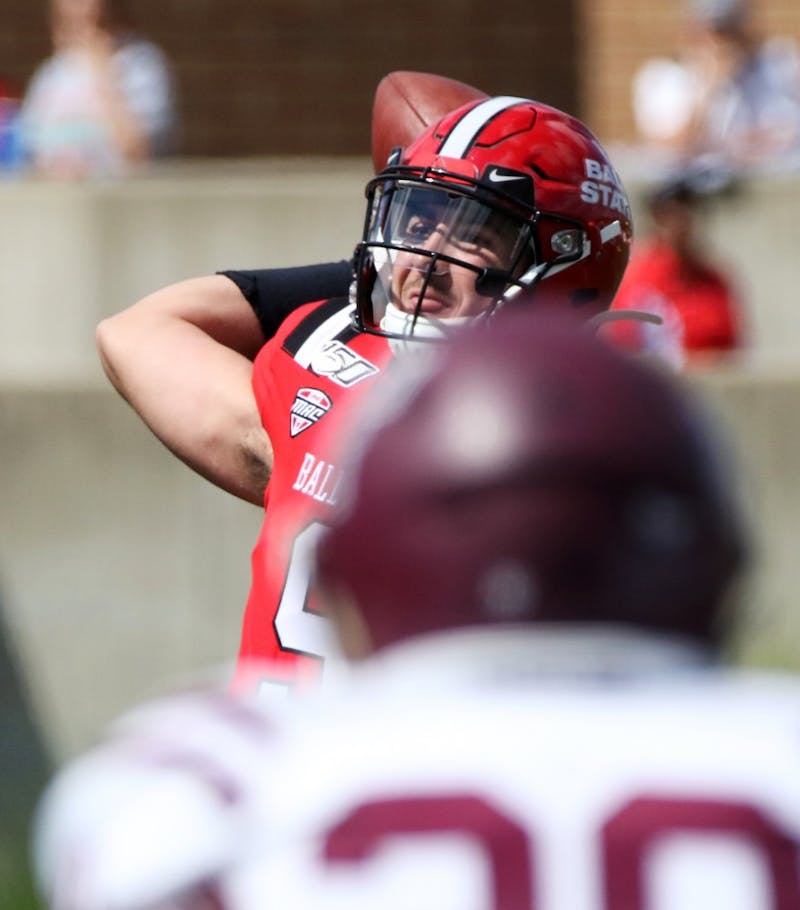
[316,311,745,653]
[353,96,633,346]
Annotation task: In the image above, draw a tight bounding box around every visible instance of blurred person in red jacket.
[608,171,745,368]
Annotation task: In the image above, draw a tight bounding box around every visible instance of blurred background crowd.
[0,0,798,364]
[2,0,798,168]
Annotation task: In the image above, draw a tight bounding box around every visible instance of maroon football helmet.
[316,311,745,653]
[353,96,633,346]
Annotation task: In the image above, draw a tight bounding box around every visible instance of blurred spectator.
[608,170,746,369]
[0,75,24,173]
[19,0,177,179]
[632,0,800,174]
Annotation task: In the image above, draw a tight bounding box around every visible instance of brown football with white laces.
[371,70,488,173]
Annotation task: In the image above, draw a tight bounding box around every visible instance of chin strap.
[380,301,473,338]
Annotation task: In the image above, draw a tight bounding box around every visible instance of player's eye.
[401,215,437,243]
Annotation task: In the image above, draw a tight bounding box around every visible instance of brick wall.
[0,3,49,97]
[159,0,579,156]
[1,0,578,156]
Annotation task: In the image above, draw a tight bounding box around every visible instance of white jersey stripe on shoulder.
[294,303,355,368]
[438,96,530,158]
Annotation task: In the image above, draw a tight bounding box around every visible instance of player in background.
[36,310,800,910]
[96,87,632,696]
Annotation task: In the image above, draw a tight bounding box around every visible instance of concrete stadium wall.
[691,365,800,670]
[0,382,261,760]
[0,161,798,762]
[0,159,371,381]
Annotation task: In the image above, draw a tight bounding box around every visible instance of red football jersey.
[232,298,391,697]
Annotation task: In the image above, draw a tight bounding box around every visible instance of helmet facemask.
[353,172,550,348]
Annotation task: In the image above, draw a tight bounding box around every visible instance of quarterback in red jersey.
[97,93,632,695]
[235,296,390,694]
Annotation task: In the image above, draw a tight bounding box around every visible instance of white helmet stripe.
[438,96,529,158]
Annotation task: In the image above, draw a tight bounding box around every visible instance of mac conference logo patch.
[290,388,332,437]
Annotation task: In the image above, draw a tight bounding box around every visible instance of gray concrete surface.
[0,381,262,758]
[0,159,371,381]
[690,363,800,669]
[0,160,798,762]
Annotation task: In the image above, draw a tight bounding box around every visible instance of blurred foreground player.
[35,313,800,910]
[96,79,632,695]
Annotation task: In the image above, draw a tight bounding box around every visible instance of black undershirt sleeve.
[218,260,353,341]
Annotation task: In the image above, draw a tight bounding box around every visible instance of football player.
[96,93,632,696]
[37,312,799,910]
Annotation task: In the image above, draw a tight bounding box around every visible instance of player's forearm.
[96,287,271,506]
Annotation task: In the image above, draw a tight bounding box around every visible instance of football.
[371,71,489,172]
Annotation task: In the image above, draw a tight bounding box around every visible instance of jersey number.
[274,522,331,661]
[324,793,800,909]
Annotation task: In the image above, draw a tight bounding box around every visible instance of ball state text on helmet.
[580,158,630,217]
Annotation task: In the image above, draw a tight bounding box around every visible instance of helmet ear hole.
[475,268,508,297]
[551,229,584,257]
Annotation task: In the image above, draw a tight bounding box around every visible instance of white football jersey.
[35,628,800,910]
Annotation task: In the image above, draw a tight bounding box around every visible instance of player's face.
[386,188,527,319]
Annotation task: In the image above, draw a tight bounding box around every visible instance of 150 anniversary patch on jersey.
[290,388,332,437]
[310,340,380,387]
